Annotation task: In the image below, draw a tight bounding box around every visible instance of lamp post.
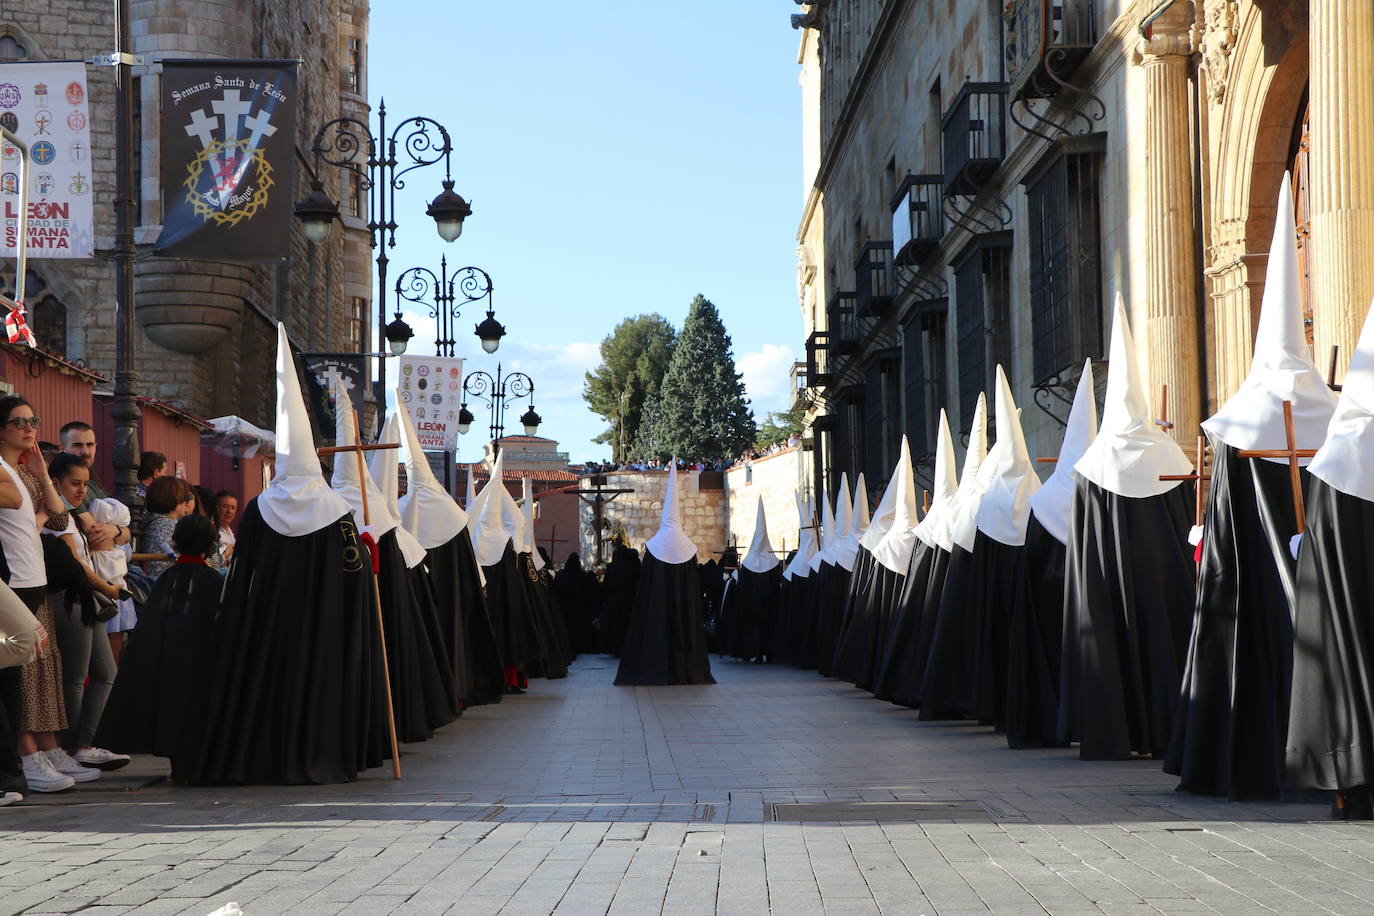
[111,0,142,506]
[456,364,540,458]
[293,100,471,407]
[394,260,506,358]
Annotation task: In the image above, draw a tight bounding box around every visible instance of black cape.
[829,549,878,684]
[772,570,810,668]
[790,562,824,669]
[172,503,389,784]
[1058,478,1194,759]
[482,541,543,672]
[425,531,506,707]
[965,530,1027,727]
[615,550,716,686]
[916,543,979,719]
[728,565,780,661]
[380,532,459,742]
[1285,476,1374,817]
[886,544,951,709]
[868,544,933,700]
[599,545,640,655]
[1004,512,1069,749]
[813,561,852,677]
[522,556,569,679]
[554,559,599,656]
[95,562,224,759]
[1167,442,1300,799]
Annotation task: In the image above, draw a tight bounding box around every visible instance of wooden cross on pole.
[319,409,403,780]
[1236,400,1315,535]
[574,476,634,567]
[1160,434,1211,528]
[1154,384,1174,432]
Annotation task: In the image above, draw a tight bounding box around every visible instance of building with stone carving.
[792,0,1356,499]
[0,1,371,426]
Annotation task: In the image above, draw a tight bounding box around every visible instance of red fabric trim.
[175,554,208,566]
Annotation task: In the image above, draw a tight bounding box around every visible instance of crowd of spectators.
[580,435,801,477]
[0,400,241,805]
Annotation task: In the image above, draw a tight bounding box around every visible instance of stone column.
[1310,2,1374,377]
[1137,6,1201,447]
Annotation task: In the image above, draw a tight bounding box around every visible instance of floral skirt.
[17,589,67,734]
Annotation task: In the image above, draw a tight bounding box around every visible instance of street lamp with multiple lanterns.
[394,259,506,358]
[457,364,541,457]
[293,100,472,399]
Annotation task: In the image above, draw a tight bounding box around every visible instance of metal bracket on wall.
[1031,361,1096,428]
[943,192,1012,237]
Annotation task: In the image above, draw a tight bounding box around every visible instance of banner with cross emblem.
[154,60,298,261]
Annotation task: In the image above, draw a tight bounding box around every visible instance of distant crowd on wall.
[0,397,242,804]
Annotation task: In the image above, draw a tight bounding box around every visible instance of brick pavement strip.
[0,659,1371,915]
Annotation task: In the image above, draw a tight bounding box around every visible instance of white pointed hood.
[783,494,817,580]
[368,414,402,510]
[916,411,961,550]
[947,394,995,551]
[810,486,836,571]
[850,473,870,538]
[976,366,1042,546]
[834,472,865,570]
[520,477,546,570]
[872,436,920,573]
[396,395,468,549]
[257,324,351,537]
[645,460,698,564]
[464,464,477,510]
[1074,295,1192,497]
[740,496,779,573]
[859,467,901,553]
[823,474,853,567]
[470,451,519,566]
[1029,360,1098,545]
[1310,297,1374,501]
[1204,178,1337,462]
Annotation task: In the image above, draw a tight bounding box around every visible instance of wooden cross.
[1160,434,1211,528]
[1237,400,1315,535]
[319,410,402,780]
[539,524,572,558]
[1154,384,1174,432]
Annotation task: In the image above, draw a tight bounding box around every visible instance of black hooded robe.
[829,549,877,684]
[1166,443,1300,799]
[615,551,716,686]
[599,545,640,656]
[425,531,506,707]
[1004,512,1069,749]
[728,565,781,662]
[916,544,980,720]
[1058,479,1195,760]
[966,531,1028,728]
[1285,477,1374,819]
[813,561,852,677]
[379,531,459,742]
[170,503,389,785]
[886,545,951,709]
[483,541,544,676]
[868,544,933,701]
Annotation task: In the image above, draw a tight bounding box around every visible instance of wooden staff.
[343,409,403,779]
[1154,384,1174,431]
[922,489,931,515]
[1237,400,1314,535]
[1329,345,1344,392]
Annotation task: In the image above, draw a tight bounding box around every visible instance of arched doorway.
[1289,92,1313,350]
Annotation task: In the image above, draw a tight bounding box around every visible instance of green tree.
[644,294,755,461]
[755,401,807,451]
[582,314,677,462]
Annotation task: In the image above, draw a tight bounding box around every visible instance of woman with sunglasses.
[138,477,198,580]
[0,396,96,793]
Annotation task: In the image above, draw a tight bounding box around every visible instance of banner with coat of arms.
[0,62,95,259]
[399,355,465,453]
[154,60,297,262]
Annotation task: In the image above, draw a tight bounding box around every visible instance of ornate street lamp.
[293,100,471,403]
[456,363,538,457]
[394,260,503,358]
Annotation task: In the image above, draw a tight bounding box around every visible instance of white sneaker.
[0,791,21,807]
[73,747,131,771]
[20,753,74,792]
[43,748,100,783]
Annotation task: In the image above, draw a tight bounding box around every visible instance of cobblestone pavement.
[1,656,1371,915]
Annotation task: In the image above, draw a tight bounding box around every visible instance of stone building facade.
[1,0,371,426]
[793,1,1359,497]
[724,446,806,561]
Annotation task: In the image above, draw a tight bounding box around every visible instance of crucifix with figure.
[575,476,634,566]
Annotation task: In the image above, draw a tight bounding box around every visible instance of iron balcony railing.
[827,291,859,361]
[942,82,1009,196]
[805,330,832,389]
[854,241,895,319]
[1005,0,1096,101]
[892,174,946,265]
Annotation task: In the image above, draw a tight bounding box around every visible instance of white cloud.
[737,343,796,414]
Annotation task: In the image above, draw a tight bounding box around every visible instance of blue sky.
[369,3,805,462]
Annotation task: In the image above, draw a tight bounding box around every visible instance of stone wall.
[578,470,726,566]
[724,447,806,561]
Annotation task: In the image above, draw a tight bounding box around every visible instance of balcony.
[891,174,946,265]
[805,330,832,389]
[789,360,810,408]
[1004,0,1096,102]
[854,242,895,319]
[827,291,859,358]
[942,82,1008,197]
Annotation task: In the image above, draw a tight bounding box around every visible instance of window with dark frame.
[923,310,949,444]
[953,234,1013,433]
[349,172,364,219]
[348,37,364,95]
[1025,144,1104,385]
[349,296,366,350]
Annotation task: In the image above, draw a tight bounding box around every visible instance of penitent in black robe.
[728,566,780,662]
[1058,479,1194,760]
[829,549,877,684]
[1167,442,1299,799]
[885,545,950,709]
[95,562,224,762]
[599,546,640,656]
[965,531,1026,727]
[1285,477,1374,819]
[1004,512,1068,749]
[172,502,389,785]
[868,544,933,701]
[380,532,459,742]
[916,544,980,720]
[522,557,569,679]
[483,542,543,674]
[425,531,506,707]
[615,551,716,686]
